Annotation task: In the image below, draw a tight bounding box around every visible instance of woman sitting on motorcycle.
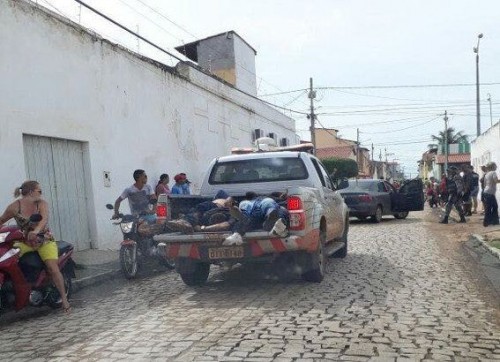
[0,180,70,313]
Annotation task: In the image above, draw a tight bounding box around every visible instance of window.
[209,157,308,185]
[310,159,326,187]
[317,160,335,190]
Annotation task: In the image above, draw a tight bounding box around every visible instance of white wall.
[471,121,500,204]
[234,35,257,96]
[0,0,297,249]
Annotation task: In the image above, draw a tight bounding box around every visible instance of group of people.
[112,170,192,222]
[112,169,289,246]
[430,162,499,227]
[155,172,191,196]
[0,169,290,315]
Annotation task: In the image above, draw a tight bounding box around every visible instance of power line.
[317,101,500,110]
[371,140,432,146]
[317,82,500,90]
[259,88,308,97]
[363,116,440,134]
[71,0,308,116]
[133,0,196,39]
[130,0,306,107]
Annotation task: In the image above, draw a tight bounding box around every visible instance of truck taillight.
[287,196,305,230]
[156,204,167,218]
[287,196,302,211]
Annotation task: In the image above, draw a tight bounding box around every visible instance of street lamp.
[487,93,493,127]
[474,33,484,137]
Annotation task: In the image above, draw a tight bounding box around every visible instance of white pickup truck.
[154,143,349,286]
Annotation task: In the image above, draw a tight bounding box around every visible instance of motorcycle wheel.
[120,245,138,279]
[48,269,73,309]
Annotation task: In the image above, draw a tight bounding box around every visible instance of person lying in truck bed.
[163,190,242,234]
[223,192,289,245]
[135,191,238,239]
[162,190,289,245]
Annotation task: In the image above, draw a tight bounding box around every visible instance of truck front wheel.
[180,262,210,286]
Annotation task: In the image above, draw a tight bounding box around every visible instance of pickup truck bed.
[154,144,349,286]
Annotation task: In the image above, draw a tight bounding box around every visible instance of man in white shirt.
[483,162,500,227]
[113,169,157,223]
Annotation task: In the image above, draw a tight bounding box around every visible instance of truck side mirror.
[337,179,349,190]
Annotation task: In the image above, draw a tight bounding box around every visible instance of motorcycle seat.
[56,240,74,256]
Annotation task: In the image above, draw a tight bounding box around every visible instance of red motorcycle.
[0,214,75,312]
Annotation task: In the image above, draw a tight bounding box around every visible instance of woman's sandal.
[62,304,71,314]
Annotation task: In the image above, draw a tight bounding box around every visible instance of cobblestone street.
[1,211,500,361]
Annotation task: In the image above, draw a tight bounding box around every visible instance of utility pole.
[371,143,374,162]
[444,110,449,173]
[474,33,483,137]
[356,128,360,177]
[308,77,316,155]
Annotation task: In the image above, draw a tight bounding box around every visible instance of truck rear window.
[209,158,308,184]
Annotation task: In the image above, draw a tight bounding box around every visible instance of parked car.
[339,179,424,222]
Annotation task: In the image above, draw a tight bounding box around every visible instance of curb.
[73,267,121,293]
[470,233,500,260]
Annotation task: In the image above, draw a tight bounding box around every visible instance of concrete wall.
[233,35,257,96]
[315,129,339,149]
[0,0,296,249]
[471,121,500,203]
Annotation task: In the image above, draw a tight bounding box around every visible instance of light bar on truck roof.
[231,142,314,155]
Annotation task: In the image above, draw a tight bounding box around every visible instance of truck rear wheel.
[180,262,210,286]
[302,227,326,283]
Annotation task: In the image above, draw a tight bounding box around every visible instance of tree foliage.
[321,158,358,179]
[428,127,468,149]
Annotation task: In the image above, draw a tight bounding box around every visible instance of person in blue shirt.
[171,173,191,195]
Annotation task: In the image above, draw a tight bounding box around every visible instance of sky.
[38,0,500,178]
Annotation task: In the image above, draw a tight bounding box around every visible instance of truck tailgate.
[153,230,320,260]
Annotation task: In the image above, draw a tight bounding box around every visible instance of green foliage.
[321,158,358,179]
[428,127,468,149]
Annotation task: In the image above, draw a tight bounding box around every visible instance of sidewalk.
[71,249,120,292]
[435,205,500,260]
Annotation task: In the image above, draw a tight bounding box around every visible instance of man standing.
[483,162,500,227]
[462,165,473,216]
[440,166,466,224]
[468,166,480,214]
[113,169,156,223]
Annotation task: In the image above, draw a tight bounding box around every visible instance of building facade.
[471,122,500,203]
[0,0,297,250]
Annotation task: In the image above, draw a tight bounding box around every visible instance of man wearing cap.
[440,166,466,224]
[171,173,191,195]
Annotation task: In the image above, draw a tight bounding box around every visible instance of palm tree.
[428,127,468,149]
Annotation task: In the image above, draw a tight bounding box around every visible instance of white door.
[23,135,91,250]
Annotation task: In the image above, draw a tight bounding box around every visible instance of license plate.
[208,246,244,259]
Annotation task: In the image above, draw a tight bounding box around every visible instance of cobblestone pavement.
[1,211,500,361]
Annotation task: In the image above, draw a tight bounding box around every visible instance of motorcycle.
[0,214,75,313]
[106,204,175,279]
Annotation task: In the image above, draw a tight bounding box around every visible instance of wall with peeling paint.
[0,0,297,249]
